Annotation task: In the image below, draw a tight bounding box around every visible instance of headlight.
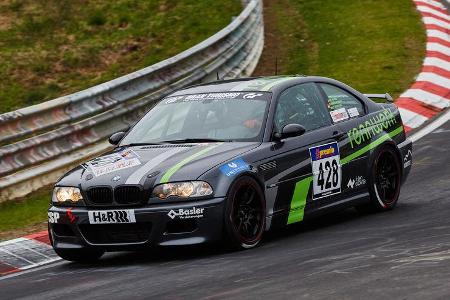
[153,181,213,199]
[52,187,83,205]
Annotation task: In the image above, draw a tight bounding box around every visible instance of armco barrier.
[0,0,264,202]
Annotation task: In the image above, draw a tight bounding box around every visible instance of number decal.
[309,142,342,199]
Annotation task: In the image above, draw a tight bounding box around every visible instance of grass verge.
[0,189,51,241]
[253,0,426,97]
[0,0,241,113]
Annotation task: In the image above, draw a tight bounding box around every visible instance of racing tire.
[224,176,266,250]
[54,248,105,263]
[359,146,402,212]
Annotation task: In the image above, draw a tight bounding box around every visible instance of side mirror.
[108,131,126,145]
[274,124,306,141]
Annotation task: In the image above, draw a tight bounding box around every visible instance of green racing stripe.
[160,143,221,183]
[287,176,313,224]
[286,126,403,224]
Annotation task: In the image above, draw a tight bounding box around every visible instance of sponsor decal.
[88,210,136,224]
[347,107,360,118]
[220,158,250,177]
[163,92,269,104]
[66,208,77,224]
[243,93,263,99]
[347,109,397,149]
[87,149,141,177]
[328,96,345,111]
[404,149,412,168]
[330,108,349,123]
[347,176,366,189]
[309,142,341,199]
[167,207,205,219]
[48,212,60,224]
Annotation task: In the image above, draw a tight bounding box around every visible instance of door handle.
[332,130,345,139]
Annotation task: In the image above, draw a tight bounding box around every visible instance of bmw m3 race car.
[48,76,412,262]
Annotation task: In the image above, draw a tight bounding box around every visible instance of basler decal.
[167,207,205,219]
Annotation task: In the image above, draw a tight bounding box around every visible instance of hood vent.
[259,161,277,172]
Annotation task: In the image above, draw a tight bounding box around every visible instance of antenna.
[275,57,278,75]
[216,72,220,81]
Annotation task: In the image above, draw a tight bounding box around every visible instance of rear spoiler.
[364,93,394,103]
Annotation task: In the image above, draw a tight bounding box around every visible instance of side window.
[274,83,330,133]
[319,83,365,123]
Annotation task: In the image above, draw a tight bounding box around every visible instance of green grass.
[0,189,51,239]
[0,0,241,113]
[254,0,426,98]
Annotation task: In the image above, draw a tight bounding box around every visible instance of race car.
[48,75,412,262]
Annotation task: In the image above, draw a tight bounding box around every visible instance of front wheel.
[224,176,266,249]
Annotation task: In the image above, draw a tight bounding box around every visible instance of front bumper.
[48,197,226,252]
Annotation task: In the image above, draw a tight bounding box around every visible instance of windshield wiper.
[161,138,229,144]
[120,142,163,147]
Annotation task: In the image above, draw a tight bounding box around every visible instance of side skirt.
[267,192,370,230]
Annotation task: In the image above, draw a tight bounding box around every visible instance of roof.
[171,75,307,95]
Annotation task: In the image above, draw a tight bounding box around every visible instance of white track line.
[410,108,450,141]
[0,248,35,265]
[16,242,52,260]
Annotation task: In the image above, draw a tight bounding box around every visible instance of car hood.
[58,142,260,189]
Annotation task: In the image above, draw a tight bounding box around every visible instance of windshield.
[120,92,270,145]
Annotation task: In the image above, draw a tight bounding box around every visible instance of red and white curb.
[397,0,450,132]
[0,231,59,276]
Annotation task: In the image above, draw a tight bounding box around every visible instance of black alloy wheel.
[368,146,402,211]
[225,176,265,249]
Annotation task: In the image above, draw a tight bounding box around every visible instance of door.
[317,83,370,197]
[260,82,344,226]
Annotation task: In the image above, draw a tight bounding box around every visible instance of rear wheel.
[54,248,104,263]
[360,146,401,212]
[224,176,265,249]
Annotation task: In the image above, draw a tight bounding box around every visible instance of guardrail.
[0,0,264,202]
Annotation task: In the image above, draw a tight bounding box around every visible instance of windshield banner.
[164,92,270,104]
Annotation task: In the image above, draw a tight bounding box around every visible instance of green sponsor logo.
[348,109,397,149]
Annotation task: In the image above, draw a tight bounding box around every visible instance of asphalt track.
[0,116,449,300]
